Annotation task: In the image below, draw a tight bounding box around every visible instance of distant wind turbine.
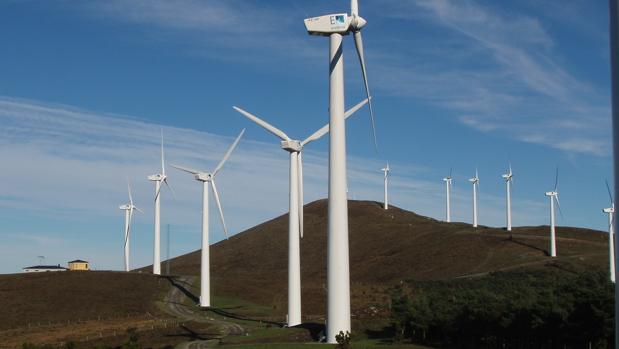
[382,163,390,210]
[604,180,616,283]
[545,168,562,257]
[502,164,513,232]
[443,169,453,222]
[172,129,245,308]
[233,99,368,327]
[147,129,175,275]
[469,169,479,228]
[119,178,143,272]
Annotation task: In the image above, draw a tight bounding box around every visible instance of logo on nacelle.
[330,15,346,25]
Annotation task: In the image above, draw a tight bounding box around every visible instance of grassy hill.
[163,200,609,318]
[0,271,169,330]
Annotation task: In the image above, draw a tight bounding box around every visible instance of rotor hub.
[350,15,367,31]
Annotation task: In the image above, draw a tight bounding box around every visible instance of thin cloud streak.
[374,0,610,156]
[0,96,551,273]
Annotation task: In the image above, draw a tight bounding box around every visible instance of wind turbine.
[469,169,479,228]
[545,168,562,257]
[604,180,616,283]
[172,129,244,307]
[608,0,619,340]
[147,129,175,275]
[502,164,513,232]
[382,163,390,210]
[304,0,377,341]
[233,99,369,327]
[119,178,143,272]
[443,169,453,223]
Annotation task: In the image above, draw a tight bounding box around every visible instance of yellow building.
[68,259,90,271]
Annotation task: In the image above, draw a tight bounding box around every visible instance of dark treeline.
[389,268,614,349]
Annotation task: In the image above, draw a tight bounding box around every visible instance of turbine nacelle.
[148,174,165,182]
[443,177,452,183]
[502,173,513,181]
[604,207,615,213]
[469,177,479,184]
[281,140,303,152]
[119,204,131,210]
[195,172,214,182]
[545,191,558,197]
[305,14,351,36]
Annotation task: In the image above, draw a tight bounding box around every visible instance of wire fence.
[0,313,188,348]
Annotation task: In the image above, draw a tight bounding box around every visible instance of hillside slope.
[164,200,609,317]
[0,271,169,330]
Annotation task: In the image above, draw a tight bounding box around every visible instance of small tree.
[335,331,352,349]
[122,327,140,349]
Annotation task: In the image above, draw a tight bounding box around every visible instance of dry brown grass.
[0,271,169,331]
[162,200,608,318]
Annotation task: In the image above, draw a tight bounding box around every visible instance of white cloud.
[373,0,611,156]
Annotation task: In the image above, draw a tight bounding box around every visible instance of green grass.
[221,345,333,348]
[220,339,432,348]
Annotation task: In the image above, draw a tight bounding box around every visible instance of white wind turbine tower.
[604,180,616,283]
[502,164,513,232]
[382,163,390,210]
[304,0,377,341]
[545,168,562,258]
[443,169,453,223]
[233,99,369,327]
[172,129,245,308]
[119,179,143,272]
[147,130,175,275]
[469,169,479,228]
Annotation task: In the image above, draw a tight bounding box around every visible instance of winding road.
[162,276,245,347]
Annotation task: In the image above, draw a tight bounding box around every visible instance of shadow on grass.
[164,276,199,304]
[164,323,222,342]
[507,237,549,256]
[365,326,396,345]
[206,307,283,327]
[294,322,325,341]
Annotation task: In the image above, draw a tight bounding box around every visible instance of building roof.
[23,265,67,270]
[68,259,88,263]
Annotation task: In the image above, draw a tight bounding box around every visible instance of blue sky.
[0,0,613,273]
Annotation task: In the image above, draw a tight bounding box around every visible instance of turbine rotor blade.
[606,179,614,204]
[134,206,144,214]
[351,0,358,16]
[353,31,378,152]
[154,182,162,202]
[233,106,290,141]
[213,129,245,176]
[554,166,559,192]
[298,152,304,239]
[160,128,166,177]
[171,164,200,175]
[125,209,133,248]
[301,98,370,146]
[211,180,229,239]
[127,177,134,206]
[164,178,176,200]
[555,195,564,220]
